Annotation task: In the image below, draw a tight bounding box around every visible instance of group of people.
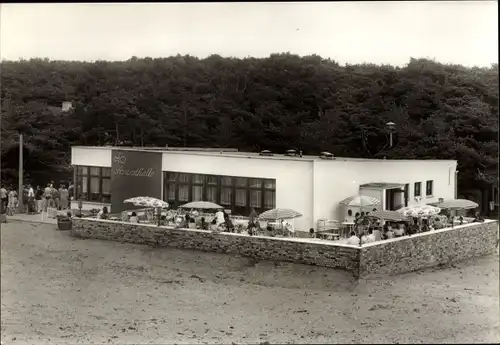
[118,206,292,237]
[342,208,487,246]
[0,182,74,215]
[174,208,235,231]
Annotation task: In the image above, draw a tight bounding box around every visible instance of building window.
[250,190,262,208]
[192,174,204,201]
[163,172,276,215]
[426,180,433,196]
[414,182,421,197]
[220,187,232,206]
[74,165,111,203]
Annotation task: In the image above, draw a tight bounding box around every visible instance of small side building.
[70,146,458,234]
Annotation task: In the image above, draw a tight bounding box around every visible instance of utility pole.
[17,133,24,213]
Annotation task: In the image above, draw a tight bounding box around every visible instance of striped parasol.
[428,199,478,210]
[340,195,381,208]
[178,201,223,209]
[123,196,169,209]
[397,205,441,218]
[259,208,303,221]
[368,210,408,222]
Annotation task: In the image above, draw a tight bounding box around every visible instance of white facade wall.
[313,159,457,226]
[71,147,112,167]
[162,152,314,231]
[312,160,363,225]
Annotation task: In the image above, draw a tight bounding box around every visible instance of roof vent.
[259,150,273,156]
[285,149,297,156]
[319,152,335,160]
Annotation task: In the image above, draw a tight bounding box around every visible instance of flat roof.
[71,146,457,163]
[360,182,405,189]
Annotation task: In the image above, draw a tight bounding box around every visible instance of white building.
[71,146,458,233]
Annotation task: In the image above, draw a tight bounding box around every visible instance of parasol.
[368,210,408,222]
[397,205,441,218]
[340,195,381,208]
[259,208,303,221]
[428,199,478,210]
[123,196,169,209]
[178,201,223,209]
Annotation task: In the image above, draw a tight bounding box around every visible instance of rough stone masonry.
[71,218,498,278]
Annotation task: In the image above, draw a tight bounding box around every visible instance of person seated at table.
[360,231,368,244]
[188,217,197,229]
[283,221,295,237]
[159,215,167,226]
[382,225,394,240]
[129,212,138,223]
[248,220,258,234]
[433,217,444,229]
[215,208,225,225]
[224,214,234,232]
[180,214,190,228]
[346,231,360,245]
[189,208,199,218]
[394,223,405,237]
[421,219,430,232]
[362,229,376,244]
[472,212,485,223]
[199,217,208,230]
[406,220,418,235]
[372,227,382,241]
[97,206,109,220]
[209,218,218,231]
[345,209,355,222]
[309,228,315,238]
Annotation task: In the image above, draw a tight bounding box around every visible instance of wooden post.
[17,133,24,213]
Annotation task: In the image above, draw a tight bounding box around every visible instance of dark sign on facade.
[111,149,162,213]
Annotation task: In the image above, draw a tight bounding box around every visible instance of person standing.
[51,184,60,210]
[0,185,7,214]
[59,184,69,210]
[27,184,35,214]
[44,183,52,211]
[249,208,258,226]
[68,181,74,201]
[8,187,18,215]
[35,186,43,213]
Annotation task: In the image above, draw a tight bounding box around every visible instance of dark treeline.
[0,54,498,195]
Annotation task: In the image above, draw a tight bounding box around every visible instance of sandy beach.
[1,221,499,344]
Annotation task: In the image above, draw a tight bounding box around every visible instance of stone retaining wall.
[359,220,499,278]
[71,218,360,273]
[71,218,498,278]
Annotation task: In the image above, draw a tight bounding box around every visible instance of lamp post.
[17,133,24,214]
[386,122,396,148]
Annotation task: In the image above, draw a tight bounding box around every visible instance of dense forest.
[0,54,498,198]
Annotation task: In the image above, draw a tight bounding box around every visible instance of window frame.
[414,182,422,197]
[74,165,111,203]
[426,180,433,197]
[162,172,276,215]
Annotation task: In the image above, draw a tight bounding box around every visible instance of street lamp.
[386,122,396,148]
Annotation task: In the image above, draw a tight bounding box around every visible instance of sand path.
[1,222,499,344]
